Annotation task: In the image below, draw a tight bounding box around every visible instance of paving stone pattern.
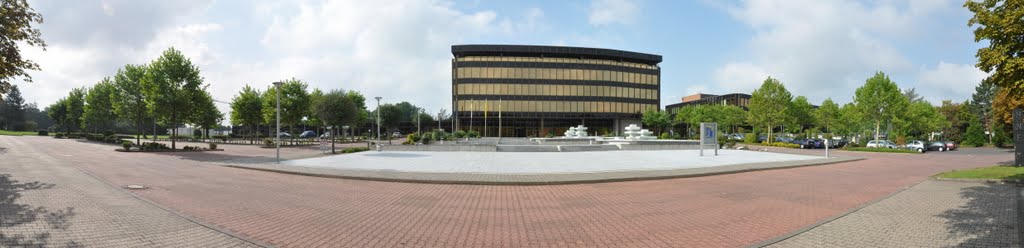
[769,180,1019,248]
[2,136,1017,247]
[0,137,262,248]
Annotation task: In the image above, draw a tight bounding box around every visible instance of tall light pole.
[375,96,382,141]
[416,107,421,134]
[273,81,283,163]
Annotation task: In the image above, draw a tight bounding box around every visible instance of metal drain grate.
[124,184,147,190]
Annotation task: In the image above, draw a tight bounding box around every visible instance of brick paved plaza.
[0,136,1018,247]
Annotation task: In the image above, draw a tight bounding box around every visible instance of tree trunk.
[768,124,773,143]
[171,112,177,150]
[331,125,336,153]
[874,120,881,142]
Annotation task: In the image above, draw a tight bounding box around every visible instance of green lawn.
[0,130,41,136]
[936,166,1024,180]
[844,147,921,154]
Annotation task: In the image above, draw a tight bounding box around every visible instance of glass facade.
[452,45,662,137]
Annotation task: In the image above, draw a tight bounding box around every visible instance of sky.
[17,0,988,124]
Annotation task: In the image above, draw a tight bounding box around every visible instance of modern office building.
[665,93,752,115]
[452,44,662,137]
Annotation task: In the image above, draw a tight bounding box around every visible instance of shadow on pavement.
[0,174,79,247]
[938,184,1019,247]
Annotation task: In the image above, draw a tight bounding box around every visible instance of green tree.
[377,103,403,138]
[747,77,792,143]
[854,72,908,142]
[0,0,47,96]
[966,0,1024,97]
[46,98,68,133]
[306,88,324,131]
[895,100,947,139]
[834,103,862,141]
[262,78,310,142]
[83,79,116,132]
[971,78,997,142]
[903,87,925,103]
[717,105,746,134]
[189,91,222,139]
[1,85,26,130]
[788,96,814,136]
[229,85,264,144]
[111,64,150,144]
[814,98,839,134]
[65,87,85,132]
[346,91,368,127]
[140,47,205,149]
[313,90,357,153]
[963,113,986,147]
[641,108,671,135]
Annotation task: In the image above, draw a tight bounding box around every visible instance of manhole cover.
[124,184,147,190]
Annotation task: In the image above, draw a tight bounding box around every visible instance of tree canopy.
[814,98,839,134]
[111,64,150,143]
[747,77,792,142]
[854,72,907,142]
[262,78,310,133]
[0,0,47,97]
[140,47,205,149]
[0,85,26,130]
[83,79,116,132]
[966,0,1024,97]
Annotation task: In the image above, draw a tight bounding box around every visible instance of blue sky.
[21,0,987,124]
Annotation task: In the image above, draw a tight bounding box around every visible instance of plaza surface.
[768,180,1020,247]
[282,149,823,174]
[0,135,1017,247]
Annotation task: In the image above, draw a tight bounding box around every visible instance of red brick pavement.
[18,136,1014,247]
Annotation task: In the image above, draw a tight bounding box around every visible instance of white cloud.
[915,61,988,104]
[588,0,639,26]
[705,0,966,104]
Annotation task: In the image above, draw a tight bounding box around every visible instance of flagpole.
[498,99,502,139]
[483,99,488,137]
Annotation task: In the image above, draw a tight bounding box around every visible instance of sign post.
[1013,108,1022,167]
[700,123,718,156]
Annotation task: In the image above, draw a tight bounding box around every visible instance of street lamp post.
[273,81,283,163]
[375,97,382,142]
[416,107,421,135]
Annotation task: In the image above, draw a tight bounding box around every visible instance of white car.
[866,140,897,149]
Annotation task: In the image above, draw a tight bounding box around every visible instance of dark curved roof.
[452,44,662,65]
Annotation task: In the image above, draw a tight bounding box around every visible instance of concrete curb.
[68,163,276,248]
[930,177,1024,184]
[748,180,929,248]
[224,156,864,185]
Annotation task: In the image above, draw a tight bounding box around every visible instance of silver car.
[904,140,926,153]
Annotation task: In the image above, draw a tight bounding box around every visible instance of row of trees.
[46,47,220,149]
[644,71,1010,147]
[0,85,52,131]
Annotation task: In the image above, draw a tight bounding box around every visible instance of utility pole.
[273,81,283,163]
[375,96,382,141]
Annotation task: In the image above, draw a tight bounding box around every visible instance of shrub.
[744,133,758,143]
[55,133,64,138]
[761,141,800,148]
[141,142,169,151]
[37,130,48,136]
[208,143,217,150]
[452,130,466,138]
[406,132,420,144]
[105,135,119,143]
[121,140,133,150]
[193,129,203,137]
[212,135,229,142]
[103,130,115,136]
[341,147,369,153]
[894,136,907,146]
[467,130,480,138]
[658,132,670,139]
[263,138,274,147]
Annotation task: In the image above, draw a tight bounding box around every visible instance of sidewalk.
[0,137,265,247]
[765,180,1020,247]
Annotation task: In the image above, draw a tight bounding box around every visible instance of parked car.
[943,141,958,151]
[277,132,291,138]
[866,140,897,149]
[775,137,793,143]
[905,140,926,153]
[320,132,332,138]
[927,141,948,152]
[392,131,401,138]
[299,130,317,138]
[791,138,822,149]
[731,133,744,141]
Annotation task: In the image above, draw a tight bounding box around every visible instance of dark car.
[808,139,826,148]
[927,141,947,152]
[299,130,317,138]
[791,138,817,149]
[943,141,957,151]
